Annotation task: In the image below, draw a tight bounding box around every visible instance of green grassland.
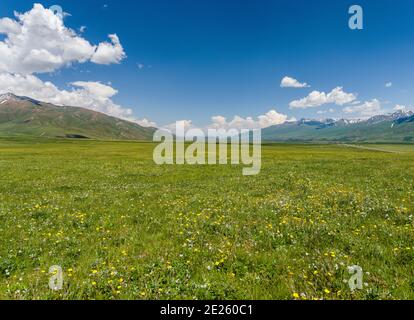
[0,138,413,300]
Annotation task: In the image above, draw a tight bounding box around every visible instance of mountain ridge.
[263,110,414,143]
[0,93,156,141]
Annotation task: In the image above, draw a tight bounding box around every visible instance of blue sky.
[0,0,413,127]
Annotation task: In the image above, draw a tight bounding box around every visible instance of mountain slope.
[0,93,155,140]
[262,111,414,143]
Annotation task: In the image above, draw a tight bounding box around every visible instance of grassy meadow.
[0,138,413,300]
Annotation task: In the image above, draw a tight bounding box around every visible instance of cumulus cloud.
[343,99,382,117]
[280,76,310,88]
[289,87,356,109]
[385,82,392,88]
[0,17,21,34]
[258,110,292,128]
[135,118,157,128]
[163,120,194,134]
[0,3,126,75]
[0,72,156,127]
[71,81,118,98]
[160,110,289,135]
[91,34,126,65]
[208,110,288,130]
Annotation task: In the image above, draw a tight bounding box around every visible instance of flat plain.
[0,138,413,299]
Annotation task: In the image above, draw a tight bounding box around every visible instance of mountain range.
[1,92,414,143]
[0,93,155,140]
[262,110,414,143]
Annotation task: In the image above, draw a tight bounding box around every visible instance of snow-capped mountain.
[263,110,414,142]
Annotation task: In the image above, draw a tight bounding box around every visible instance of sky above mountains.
[0,0,413,129]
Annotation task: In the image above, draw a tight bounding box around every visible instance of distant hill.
[0,93,155,140]
[262,111,414,143]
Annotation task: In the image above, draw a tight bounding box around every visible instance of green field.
[0,139,413,300]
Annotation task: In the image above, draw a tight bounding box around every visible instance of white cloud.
[136,118,157,128]
[393,104,412,112]
[208,110,288,130]
[0,17,21,34]
[163,120,194,134]
[161,110,289,134]
[289,87,356,109]
[385,82,392,88]
[343,99,382,117]
[79,26,86,33]
[71,81,118,98]
[280,76,310,88]
[0,4,126,75]
[257,110,290,128]
[0,72,155,127]
[316,108,335,115]
[91,34,126,65]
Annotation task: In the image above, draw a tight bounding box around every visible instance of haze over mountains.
[0,93,155,140]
